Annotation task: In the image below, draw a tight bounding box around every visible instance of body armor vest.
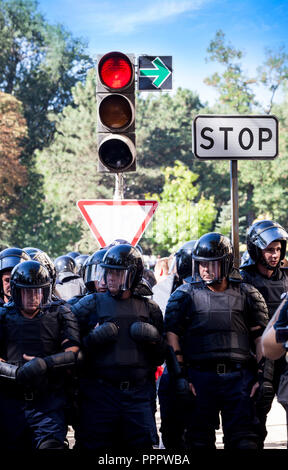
[241,268,288,318]
[90,293,153,370]
[180,283,252,363]
[1,302,79,366]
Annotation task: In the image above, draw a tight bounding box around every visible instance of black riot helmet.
[84,248,108,292]
[246,220,288,269]
[192,232,233,284]
[101,244,144,296]
[175,240,197,281]
[75,254,89,277]
[66,251,81,259]
[23,247,41,257]
[0,247,31,294]
[54,255,76,275]
[10,260,51,311]
[0,247,31,275]
[30,250,57,292]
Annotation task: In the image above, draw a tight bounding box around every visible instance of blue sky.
[36,0,288,106]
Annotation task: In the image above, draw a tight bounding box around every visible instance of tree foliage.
[0,91,27,246]
[203,30,288,242]
[143,161,217,255]
[0,0,93,253]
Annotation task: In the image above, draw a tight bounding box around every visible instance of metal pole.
[230,160,239,268]
[114,173,125,200]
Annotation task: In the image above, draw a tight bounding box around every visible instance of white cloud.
[82,0,211,34]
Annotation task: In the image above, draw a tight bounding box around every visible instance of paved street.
[216,398,287,449]
[67,397,287,450]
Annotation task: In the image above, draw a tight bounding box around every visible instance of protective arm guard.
[83,322,119,349]
[165,345,182,378]
[241,283,269,332]
[16,357,47,386]
[44,350,80,369]
[165,345,191,400]
[130,321,161,344]
[0,361,18,381]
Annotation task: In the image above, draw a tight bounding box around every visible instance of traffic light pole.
[114,173,125,200]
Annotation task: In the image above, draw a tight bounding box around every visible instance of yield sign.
[77,199,158,247]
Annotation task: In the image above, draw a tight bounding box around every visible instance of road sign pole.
[114,173,125,200]
[230,160,239,268]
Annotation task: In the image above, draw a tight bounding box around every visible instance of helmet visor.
[18,286,51,313]
[192,259,223,284]
[105,268,132,294]
[253,226,288,250]
[85,265,107,291]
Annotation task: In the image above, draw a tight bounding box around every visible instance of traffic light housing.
[96,52,136,173]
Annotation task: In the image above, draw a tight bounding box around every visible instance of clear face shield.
[104,268,133,295]
[193,259,223,284]
[84,264,107,292]
[18,286,51,314]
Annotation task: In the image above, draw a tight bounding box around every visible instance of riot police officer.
[71,243,166,450]
[75,254,89,278]
[67,248,108,308]
[54,255,86,301]
[0,260,81,449]
[240,219,288,446]
[0,247,30,305]
[157,240,196,450]
[164,232,269,450]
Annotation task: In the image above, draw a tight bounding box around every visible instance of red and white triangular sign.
[77,199,158,247]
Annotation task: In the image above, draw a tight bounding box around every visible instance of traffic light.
[96,52,136,173]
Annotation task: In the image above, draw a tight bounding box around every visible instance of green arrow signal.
[139,57,171,88]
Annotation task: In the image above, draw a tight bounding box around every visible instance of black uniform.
[241,218,288,446]
[241,264,288,442]
[71,290,165,450]
[0,299,80,449]
[165,279,268,449]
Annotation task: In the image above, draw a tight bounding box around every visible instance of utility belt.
[188,360,249,375]
[0,385,46,402]
[96,376,149,391]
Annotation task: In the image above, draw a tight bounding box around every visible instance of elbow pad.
[16,357,47,385]
[130,321,161,344]
[44,351,78,369]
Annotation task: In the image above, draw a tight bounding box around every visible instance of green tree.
[0,91,27,247]
[35,70,113,256]
[125,88,204,198]
[143,160,217,255]
[203,30,288,240]
[0,0,93,252]
[35,85,205,255]
[204,30,257,112]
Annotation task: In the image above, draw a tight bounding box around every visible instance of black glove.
[130,321,161,344]
[17,357,47,387]
[255,358,275,408]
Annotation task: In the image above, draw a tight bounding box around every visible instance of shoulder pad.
[71,293,97,317]
[241,282,269,323]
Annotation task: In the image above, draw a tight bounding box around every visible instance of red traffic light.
[98,52,133,90]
